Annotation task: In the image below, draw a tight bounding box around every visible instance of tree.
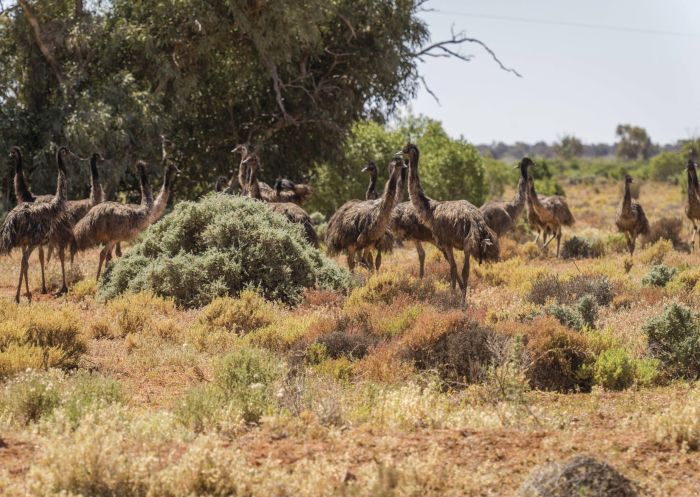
[554,135,583,159]
[0,0,519,210]
[615,124,654,160]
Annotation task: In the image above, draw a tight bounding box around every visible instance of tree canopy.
[0,0,516,210]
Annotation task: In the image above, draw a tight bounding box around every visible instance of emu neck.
[688,167,700,206]
[89,156,103,205]
[13,152,34,203]
[53,154,68,205]
[407,150,433,225]
[508,167,528,218]
[395,165,407,204]
[237,155,248,193]
[139,168,154,211]
[377,167,400,222]
[151,165,175,220]
[248,164,262,200]
[621,181,632,215]
[366,171,378,200]
[527,181,546,217]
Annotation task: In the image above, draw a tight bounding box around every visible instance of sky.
[409,0,700,145]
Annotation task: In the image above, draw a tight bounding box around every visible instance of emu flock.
[1,140,698,305]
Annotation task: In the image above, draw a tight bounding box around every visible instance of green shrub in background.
[99,194,349,307]
[642,264,677,287]
[649,151,684,182]
[592,348,635,390]
[643,303,700,379]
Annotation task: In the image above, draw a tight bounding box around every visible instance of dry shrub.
[499,316,593,392]
[344,272,436,309]
[667,266,700,295]
[354,344,415,383]
[498,237,520,260]
[198,290,275,334]
[644,217,689,252]
[560,236,605,260]
[247,314,320,353]
[517,455,639,497]
[638,239,674,265]
[519,241,541,261]
[104,292,180,339]
[0,303,86,379]
[651,392,700,451]
[68,279,97,302]
[312,310,380,360]
[527,274,613,307]
[301,289,344,308]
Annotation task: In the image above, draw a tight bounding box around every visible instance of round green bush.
[99,194,350,307]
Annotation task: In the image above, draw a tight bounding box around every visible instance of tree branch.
[411,27,522,78]
[17,0,65,86]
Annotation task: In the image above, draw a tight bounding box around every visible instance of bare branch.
[410,27,522,78]
[418,75,440,105]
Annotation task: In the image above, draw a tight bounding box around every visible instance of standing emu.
[480,157,532,237]
[526,174,575,257]
[1,147,72,302]
[246,154,318,247]
[359,160,394,270]
[325,155,405,271]
[72,161,154,279]
[615,174,649,255]
[400,143,498,300]
[685,158,700,250]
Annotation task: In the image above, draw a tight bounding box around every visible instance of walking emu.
[72,161,154,279]
[246,154,318,247]
[526,175,575,257]
[615,174,649,255]
[685,157,700,250]
[400,143,498,300]
[325,155,405,271]
[480,157,532,236]
[1,147,72,302]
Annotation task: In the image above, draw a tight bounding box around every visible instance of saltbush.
[528,274,613,307]
[560,236,605,260]
[643,303,700,379]
[642,264,677,287]
[0,303,86,379]
[646,217,688,252]
[99,194,349,307]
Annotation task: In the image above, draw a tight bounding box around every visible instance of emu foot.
[40,285,48,294]
[53,286,68,297]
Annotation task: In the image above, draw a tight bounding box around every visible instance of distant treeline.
[476,140,682,161]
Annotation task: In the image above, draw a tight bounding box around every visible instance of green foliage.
[99,194,349,307]
[642,264,677,287]
[576,294,598,329]
[616,124,654,160]
[649,151,684,182]
[561,236,605,260]
[215,347,284,424]
[483,157,518,198]
[554,135,583,159]
[643,303,700,379]
[592,348,635,390]
[546,304,584,331]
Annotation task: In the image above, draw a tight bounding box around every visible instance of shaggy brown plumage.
[271,178,313,205]
[72,161,154,279]
[246,155,318,247]
[685,159,700,251]
[615,174,650,255]
[325,156,405,271]
[527,175,575,257]
[359,161,393,271]
[400,143,498,300]
[480,157,531,237]
[215,176,229,192]
[1,147,71,302]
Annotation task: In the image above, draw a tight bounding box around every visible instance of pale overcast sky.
[409,0,700,144]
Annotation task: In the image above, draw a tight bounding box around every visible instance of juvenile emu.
[615,174,649,255]
[526,175,575,257]
[400,143,498,300]
[1,147,72,302]
[72,161,154,279]
[246,154,318,247]
[325,155,405,271]
[480,157,532,237]
[685,158,700,251]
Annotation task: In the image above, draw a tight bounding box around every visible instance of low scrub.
[528,274,613,307]
[642,264,677,287]
[645,217,689,252]
[198,290,275,334]
[560,235,605,260]
[643,303,700,379]
[0,302,86,379]
[99,194,349,307]
[651,393,700,451]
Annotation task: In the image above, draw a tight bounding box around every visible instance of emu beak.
[361,166,369,172]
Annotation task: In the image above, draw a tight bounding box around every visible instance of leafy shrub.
[560,236,605,259]
[214,347,284,423]
[592,348,635,390]
[643,303,700,379]
[645,217,688,252]
[0,303,86,379]
[577,294,598,328]
[315,330,376,360]
[642,264,677,287]
[649,151,684,182]
[198,291,274,334]
[99,194,349,307]
[528,274,613,307]
[545,304,584,331]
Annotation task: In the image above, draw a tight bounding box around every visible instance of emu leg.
[443,246,460,292]
[555,230,562,258]
[16,248,27,303]
[624,232,633,256]
[54,246,68,296]
[359,249,372,270]
[96,244,110,280]
[461,248,471,304]
[115,243,122,258]
[364,250,375,272]
[415,241,426,278]
[346,246,356,272]
[374,250,382,271]
[691,222,698,252]
[18,246,34,303]
[630,234,637,256]
[38,245,47,293]
[534,230,541,245]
